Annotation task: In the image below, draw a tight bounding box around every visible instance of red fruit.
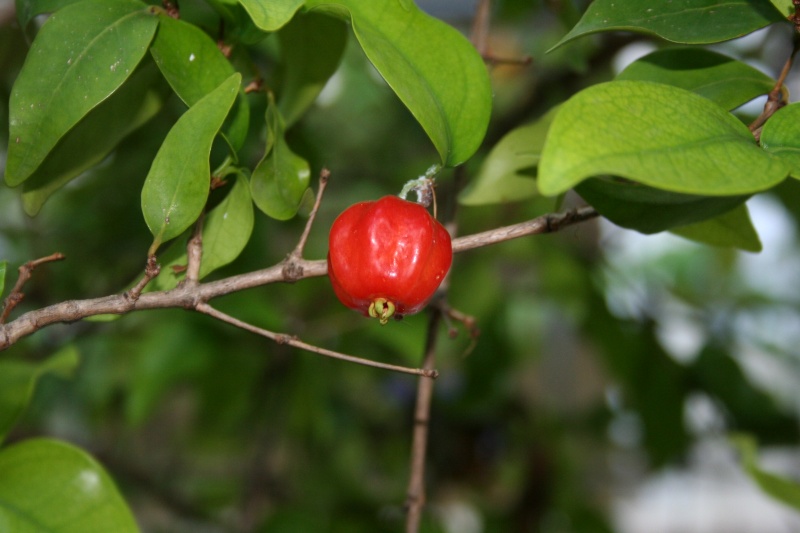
[327,195,452,324]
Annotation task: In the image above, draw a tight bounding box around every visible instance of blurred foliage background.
[3,0,800,532]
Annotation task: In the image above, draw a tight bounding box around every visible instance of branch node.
[125,255,160,302]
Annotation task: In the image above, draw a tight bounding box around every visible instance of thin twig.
[404,311,442,532]
[749,35,799,140]
[290,169,330,261]
[0,207,597,351]
[196,303,438,378]
[0,252,65,324]
[124,255,161,302]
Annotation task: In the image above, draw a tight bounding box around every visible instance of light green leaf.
[278,11,347,127]
[538,81,789,197]
[0,438,139,532]
[239,0,304,31]
[670,203,762,251]
[617,48,777,111]
[5,0,158,186]
[250,96,311,220]
[306,0,491,166]
[20,61,168,216]
[770,0,794,16]
[732,434,800,512]
[141,73,241,250]
[552,0,786,49]
[575,178,750,234]
[760,102,800,179]
[150,14,249,151]
[200,173,255,278]
[0,346,79,445]
[460,108,557,205]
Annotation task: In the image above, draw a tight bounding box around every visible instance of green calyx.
[368,298,396,325]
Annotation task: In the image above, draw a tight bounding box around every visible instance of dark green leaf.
[0,346,79,445]
[670,203,762,252]
[552,0,785,49]
[0,438,138,532]
[250,96,311,220]
[20,61,169,216]
[141,73,241,250]
[278,11,348,127]
[539,81,789,197]
[617,48,777,110]
[306,0,492,166]
[760,102,800,178]
[5,0,158,186]
[460,108,556,205]
[732,434,800,511]
[239,0,304,31]
[150,14,249,151]
[576,178,750,234]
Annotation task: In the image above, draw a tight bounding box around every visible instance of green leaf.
[306,0,491,166]
[617,48,777,111]
[552,0,786,49]
[0,346,79,445]
[250,96,311,220]
[0,438,139,532]
[5,0,158,186]
[200,173,255,278]
[670,203,762,251]
[575,178,750,234]
[150,14,249,151]
[145,172,255,292]
[239,0,304,31]
[141,73,241,250]
[760,102,800,178]
[20,61,168,216]
[278,11,348,127]
[538,81,789,197]
[459,108,557,205]
[732,434,800,512]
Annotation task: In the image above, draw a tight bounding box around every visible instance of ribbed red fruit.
[327,195,452,324]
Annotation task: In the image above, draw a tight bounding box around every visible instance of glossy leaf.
[21,62,168,216]
[732,434,800,511]
[575,178,750,234]
[0,439,138,532]
[460,109,556,205]
[141,73,241,250]
[144,173,254,292]
[760,102,800,178]
[617,48,777,110]
[250,96,310,220]
[305,0,492,166]
[150,14,249,151]
[670,203,762,251]
[201,173,255,278]
[0,346,79,445]
[538,81,789,197]
[278,11,347,127]
[552,0,785,49]
[239,0,304,31]
[5,0,158,186]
